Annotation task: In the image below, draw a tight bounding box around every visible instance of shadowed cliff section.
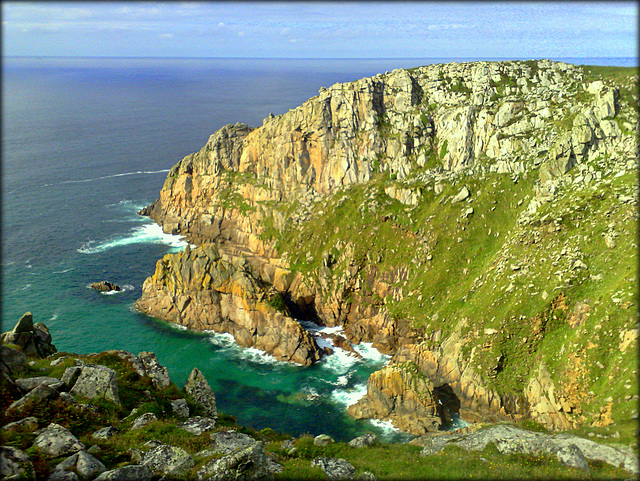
[138,60,638,435]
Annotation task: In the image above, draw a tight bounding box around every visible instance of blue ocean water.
[1,56,634,440]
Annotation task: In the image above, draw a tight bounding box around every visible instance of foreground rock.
[32,423,84,459]
[1,312,56,358]
[0,446,35,480]
[420,424,639,475]
[94,464,152,481]
[209,430,258,454]
[196,442,281,481]
[184,367,218,419]
[70,364,120,405]
[311,457,356,480]
[54,450,106,481]
[142,444,195,477]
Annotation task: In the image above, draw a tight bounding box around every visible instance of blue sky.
[2,2,637,58]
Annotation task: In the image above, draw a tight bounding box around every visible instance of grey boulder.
[184,368,217,418]
[209,430,258,455]
[54,450,106,481]
[33,423,84,459]
[196,442,281,481]
[177,416,216,435]
[142,444,194,477]
[311,457,356,480]
[130,412,157,431]
[138,351,171,388]
[0,445,35,481]
[94,464,153,481]
[70,364,120,405]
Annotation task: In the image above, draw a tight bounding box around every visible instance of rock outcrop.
[348,363,443,435]
[89,282,121,292]
[1,312,56,358]
[135,243,322,365]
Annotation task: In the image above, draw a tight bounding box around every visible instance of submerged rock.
[90,281,121,292]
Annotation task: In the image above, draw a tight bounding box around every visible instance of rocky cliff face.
[139,60,638,434]
[135,243,321,366]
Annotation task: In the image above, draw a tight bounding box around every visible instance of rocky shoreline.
[2,312,637,480]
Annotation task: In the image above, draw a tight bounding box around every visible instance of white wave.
[319,346,362,375]
[77,223,188,254]
[99,284,134,295]
[369,418,400,434]
[53,267,75,274]
[19,283,32,291]
[205,331,236,348]
[49,314,58,321]
[41,169,171,187]
[352,342,391,365]
[331,382,367,407]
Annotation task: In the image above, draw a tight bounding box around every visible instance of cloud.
[160,33,174,39]
[238,30,245,37]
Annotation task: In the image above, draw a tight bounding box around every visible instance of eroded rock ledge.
[135,242,322,366]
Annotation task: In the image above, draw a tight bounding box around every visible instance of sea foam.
[77,223,189,254]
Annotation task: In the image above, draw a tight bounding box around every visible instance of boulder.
[70,364,120,405]
[89,281,121,292]
[556,444,590,472]
[33,423,84,458]
[0,445,35,481]
[48,470,79,481]
[15,376,64,392]
[209,430,258,455]
[137,351,171,388]
[196,442,280,481]
[0,344,27,375]
[142,444,195,477]
[184,368,217,418]
[310,457,356,480]
[177,416,216,435]
[54,450,106,481]
[313,434,335,447]
[1,313,56,358]
[419,424,638,474]
[131,412,157,431]
[7,383,60,414]
[94,464,153,481]
[91,426,118,440]
[1,417,39,434]
[170,398,190,418]
[348,433,378,448]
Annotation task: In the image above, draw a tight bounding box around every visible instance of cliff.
[138,60,638,434]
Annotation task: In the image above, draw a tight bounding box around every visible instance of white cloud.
[280,27,290,35]
[160,33,174,39]
[238,30,245,37]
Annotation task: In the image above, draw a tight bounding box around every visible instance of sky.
[2,1,637,59]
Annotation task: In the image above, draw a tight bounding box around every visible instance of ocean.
[1,56,635,441]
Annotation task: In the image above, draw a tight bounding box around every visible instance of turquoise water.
[2,56,632,441]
